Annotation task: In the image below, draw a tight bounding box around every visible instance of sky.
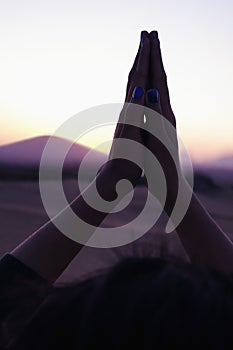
[0,0,232,162]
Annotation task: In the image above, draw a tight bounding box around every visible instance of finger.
[116,86,145,137]
[150,31,176,127]
[118,32,150,139]
[126,36,150,102]
[128,31,149,81]
[136,36,150,86]
[126,31,149,99]
[118,32,149,138]
[144,88,162,144]
[110,87,145,176]
[148,31,159,90]
[122,37,150,136]
[145,88,178,151]
[145,88,162,114]
[117,86,145,138]
[149,31,166,77]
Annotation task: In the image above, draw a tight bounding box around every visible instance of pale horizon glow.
[0,0,232,163]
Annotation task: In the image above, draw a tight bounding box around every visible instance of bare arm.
[145,30,233,273]
[169,177,233,273]
[10,34,150,283]
[11,171,112,284]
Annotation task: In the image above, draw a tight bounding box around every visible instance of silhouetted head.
[8,257,233,349]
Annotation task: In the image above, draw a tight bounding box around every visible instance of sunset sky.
[0,0,232,162]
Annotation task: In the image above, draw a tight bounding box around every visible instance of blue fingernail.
[148,89,159,103]
[132,86,144,99]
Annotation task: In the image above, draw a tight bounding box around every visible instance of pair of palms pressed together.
[1,30,233,350]
[11,31,233,282]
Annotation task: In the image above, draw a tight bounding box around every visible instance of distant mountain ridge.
[0,136,107,180]
[196,155,233,170]
[0,136,232,190]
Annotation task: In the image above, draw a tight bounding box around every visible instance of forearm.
[11,222,82,284]
[11,170,119,284]
[165,178,233,273]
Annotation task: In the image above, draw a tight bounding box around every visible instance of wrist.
[97,161,141,199]
[164,174,193,216]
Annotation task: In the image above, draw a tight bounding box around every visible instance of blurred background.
[0,0,232,283]
[0,0,232,162]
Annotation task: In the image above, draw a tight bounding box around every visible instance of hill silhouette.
[0,136,107,180]
[0,137,232,190]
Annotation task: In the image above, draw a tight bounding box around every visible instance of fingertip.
[147,89,159,104]
[140,31,149,47]
[150,31,160,48]
[140,30,149,39]
[132,86,145,100]
[149,31,159,40]
[145,89,162,114]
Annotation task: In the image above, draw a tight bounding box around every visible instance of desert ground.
[0,178,232,285]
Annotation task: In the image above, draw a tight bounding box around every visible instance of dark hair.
[9,257,233,349]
